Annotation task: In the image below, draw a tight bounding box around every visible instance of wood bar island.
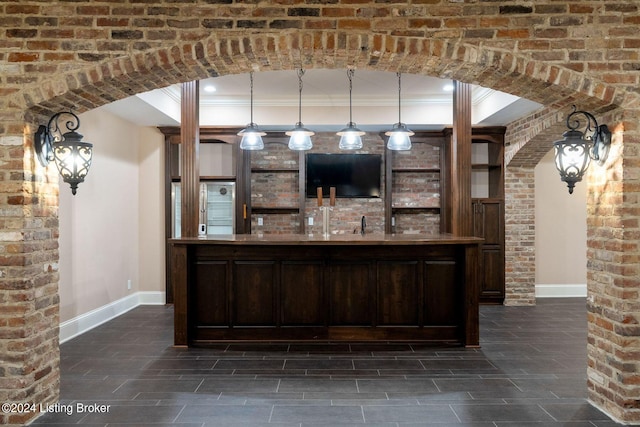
[171,234,482,347]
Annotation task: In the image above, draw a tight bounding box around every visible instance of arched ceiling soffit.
[506,112,568,168]
[22,32,629,129]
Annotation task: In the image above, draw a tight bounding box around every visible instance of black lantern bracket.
[34,111,93,195]
[565,106,612,166]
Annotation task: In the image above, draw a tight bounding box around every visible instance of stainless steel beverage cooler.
[171,182,235,238]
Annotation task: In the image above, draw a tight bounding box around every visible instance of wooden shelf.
[471,164,500,169]
[251,168,298,173]
[251,206,300,214]
[472,197,502,202]
[171,176,236,181]
[200,176,236,181]
[391,168,440,173]
[392,207,440,214]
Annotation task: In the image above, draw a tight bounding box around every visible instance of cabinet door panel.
[377,261,420,325]
[481,202,502,245]
[424,260,459,325]
[233,261,276,326]
[194,261,228,325]
[329,263,372,326]
[281,261,324,326]
[482,249,504,295]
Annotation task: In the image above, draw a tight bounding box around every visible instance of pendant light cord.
[249,71,255,124]
[347,68,354,124]
[297,68,305,124]
[397,72,402,124]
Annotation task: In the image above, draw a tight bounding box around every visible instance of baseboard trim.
[59,291,166,344]
[535,284,587,298]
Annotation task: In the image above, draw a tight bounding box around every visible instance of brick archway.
[2,8,640,425]
[17,32,624,120]
[16,31,624,314]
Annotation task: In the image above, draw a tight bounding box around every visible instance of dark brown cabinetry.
[160,127,241,304]
[471,129,506,304]
[474,200,505,303]
[163,126,506,305]
[172,235,481,346]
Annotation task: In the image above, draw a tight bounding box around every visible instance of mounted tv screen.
[306,153,381,198]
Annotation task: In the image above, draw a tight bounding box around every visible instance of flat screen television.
[306,153,381,198]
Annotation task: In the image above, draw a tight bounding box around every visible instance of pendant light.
[238,71,266,150]
[385,72,414,151]
[337,68,365,150]
[286,68,314,151]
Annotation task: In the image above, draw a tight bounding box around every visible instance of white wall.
[138,126,165,292]
[58,108,165,323]
[535,149,587,293]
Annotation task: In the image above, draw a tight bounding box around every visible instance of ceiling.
[101,69,543,131]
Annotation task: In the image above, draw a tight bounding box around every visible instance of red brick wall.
[585,110,640,422]
[249,132,443,235]
[503,166,536,306]
[1,1,640,424]
[0,126,60,426]
[251,132,390,235]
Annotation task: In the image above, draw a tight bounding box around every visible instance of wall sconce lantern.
[34,111,93,195]
[553,106,611,194]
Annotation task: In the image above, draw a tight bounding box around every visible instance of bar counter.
[171,234,482,347]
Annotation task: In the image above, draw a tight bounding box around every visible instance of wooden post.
[448,81,473,236]
[180,81,200,238]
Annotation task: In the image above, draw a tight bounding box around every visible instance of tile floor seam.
[538,402,559,422]
[449,402,463,423]
[171,403,188,424]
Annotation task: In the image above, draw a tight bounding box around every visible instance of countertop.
[170,233,483,246]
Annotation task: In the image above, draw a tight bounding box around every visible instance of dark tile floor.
[32,298,621,426]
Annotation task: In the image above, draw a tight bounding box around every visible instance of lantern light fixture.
[286,68,314,151]
[553,105,611,194]
[337,68,365,150]
[385,72,414,151]
[238,71,266,150]
[34,111,93,195]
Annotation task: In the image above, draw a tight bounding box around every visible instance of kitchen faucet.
[360,216,366,235]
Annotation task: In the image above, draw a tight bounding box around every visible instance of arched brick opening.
[2,25,639,424]
[16,33,622,118]
[17,32,625,307]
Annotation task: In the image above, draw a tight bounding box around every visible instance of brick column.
[0,123,60,426]
[587,110,640,423]
[504,166,536,305]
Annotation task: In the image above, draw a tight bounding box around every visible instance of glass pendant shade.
[337,69,365,150]
[288,69,313,150]
[238,123,266,150]
[386,73,413,151]
[553,129,591,194]
[337,123,365,150]
[286,123,314,151]
[238,71,265,150]
[385,123,414,151]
